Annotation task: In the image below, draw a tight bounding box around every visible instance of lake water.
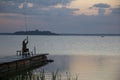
[0,35,120,80]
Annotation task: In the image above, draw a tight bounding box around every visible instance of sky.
[0,0,120,34]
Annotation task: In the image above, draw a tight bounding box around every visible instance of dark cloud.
[43,7,79,16]
[93,3,111,8]
[24,7,78,16]
[0,0,74,15]
[0,1,20,13]
[90,3,111,15]
[0,0,73,7]
[111,7,120,15]
[98,9,105,15]
[32,0,73,6]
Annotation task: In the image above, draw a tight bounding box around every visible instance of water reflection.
[43,55,71,72]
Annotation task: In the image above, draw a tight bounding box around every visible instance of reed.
[8,70,78,80]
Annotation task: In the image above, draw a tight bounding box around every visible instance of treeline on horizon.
[0,29,58,35]
[14,29,58,35]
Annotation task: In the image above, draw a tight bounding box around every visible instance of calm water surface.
[0,35,120,80]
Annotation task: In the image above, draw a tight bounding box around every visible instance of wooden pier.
[0,53,53,79]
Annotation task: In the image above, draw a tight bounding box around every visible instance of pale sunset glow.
[66,0,120,15]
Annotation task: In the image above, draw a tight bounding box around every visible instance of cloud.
[22,7,78,16]
[89,3,111,15]
[0,0,74,15]
[0,1,22,14]
[0,0,73,7]
[111,7,120,15]
[93,3,111,8]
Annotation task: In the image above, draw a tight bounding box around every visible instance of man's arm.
[26,37,28,44]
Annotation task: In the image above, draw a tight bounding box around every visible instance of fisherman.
[22,37,29,56]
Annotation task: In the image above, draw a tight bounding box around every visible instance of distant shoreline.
[0,30,120,36]
[0,33,120,36]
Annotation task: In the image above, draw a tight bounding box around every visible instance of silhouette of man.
[22,38,29,56]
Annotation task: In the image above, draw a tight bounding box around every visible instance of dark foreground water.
[0,35,120,80]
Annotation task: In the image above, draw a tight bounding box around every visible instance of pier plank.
[0,53,48,64]
[0,53,53,79]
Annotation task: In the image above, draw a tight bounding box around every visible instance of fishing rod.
[23,0,30,42]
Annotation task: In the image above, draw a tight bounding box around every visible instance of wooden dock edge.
[0,53,53,78]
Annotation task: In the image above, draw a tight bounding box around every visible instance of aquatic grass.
[39,69,45,80]
[8,70,78,80]
[66,72,71,80]
[51,69,58,80]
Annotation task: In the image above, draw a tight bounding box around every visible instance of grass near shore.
[9,70,78,80]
